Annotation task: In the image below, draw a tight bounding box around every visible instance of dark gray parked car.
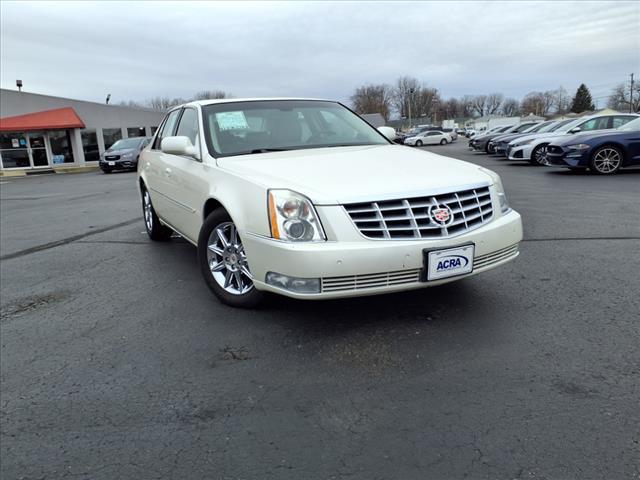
[469,123,539,154]
[100,137,151,173]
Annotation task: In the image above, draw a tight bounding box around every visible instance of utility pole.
[408,88,414,129]
[630,73,634,113]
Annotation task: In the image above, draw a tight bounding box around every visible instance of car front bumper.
[545,149,590,168]
[100,159,137,169]
[468,140,486,151]
[242,209,523,299]
[507,144,533,160]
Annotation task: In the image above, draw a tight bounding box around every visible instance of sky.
[1,1,638,107]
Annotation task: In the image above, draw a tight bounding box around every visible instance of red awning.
[0,107,86,131]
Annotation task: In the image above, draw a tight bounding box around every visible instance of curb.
[0,170,27,177]
[53,165,100,174]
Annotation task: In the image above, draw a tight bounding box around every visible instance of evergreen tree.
[571,84,596,113]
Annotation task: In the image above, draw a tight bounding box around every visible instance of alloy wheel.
[592,148,621,174]
[534,145,548,165]
[143,191,153,231]
[206,222,253,295]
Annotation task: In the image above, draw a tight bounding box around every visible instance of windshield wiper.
[249,148,289,154]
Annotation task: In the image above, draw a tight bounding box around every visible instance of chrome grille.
[344,186,493,240]
[322,269,421,293]
[474,244,519,269]
[320,244,519,293]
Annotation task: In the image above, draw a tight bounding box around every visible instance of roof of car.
[181,97,329,108]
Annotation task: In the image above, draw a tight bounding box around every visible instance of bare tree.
[486,93,504,115]
[607,83,640,112]
[501,98,520,116]
[553,86,571,114]
[350,84,394,120]
[470,95,488,117]
[193,90,231,100]
[393,76,422,119]
[520,91,555,116]
[146,96,185,110]
[459,96,475,117]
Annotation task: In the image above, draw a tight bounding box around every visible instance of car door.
[161,106,211,241]
[142,108,182,220]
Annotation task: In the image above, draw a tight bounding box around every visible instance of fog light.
[265,272,321,294]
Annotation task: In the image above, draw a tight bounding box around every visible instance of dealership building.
[0,89,166,173]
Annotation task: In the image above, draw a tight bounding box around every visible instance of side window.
[153,109,181,150]
[175,108,199,146]
[612,116,634,128]
[580,117,608,131]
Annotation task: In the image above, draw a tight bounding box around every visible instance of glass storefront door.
[28,132,49,167]
[0,131,51,169]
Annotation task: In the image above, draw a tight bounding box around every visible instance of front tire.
[415,140,423,147]
[198,209,263,308]
[142,188,173,241]
[530,144,549,166]
[440,139,447,145]
[590,146,623,175]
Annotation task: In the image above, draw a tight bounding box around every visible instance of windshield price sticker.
[216,111,249,131]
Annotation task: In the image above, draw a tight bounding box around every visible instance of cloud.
[1,1,638,106]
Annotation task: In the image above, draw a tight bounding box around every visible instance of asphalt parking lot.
[1,142,639,480]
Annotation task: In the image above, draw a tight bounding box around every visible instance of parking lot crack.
[0,218,140,261]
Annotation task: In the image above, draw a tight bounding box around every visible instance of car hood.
[508,131,567,145]
[493,132,530,143]
[217,145,492,205]
[103,148,138,156]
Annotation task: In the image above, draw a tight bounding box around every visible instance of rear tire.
[142,188,173,241]
[530,144,549,166]
[198,209,263,308]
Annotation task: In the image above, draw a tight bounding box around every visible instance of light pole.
[433,99,439,125]
[407,88,414,129]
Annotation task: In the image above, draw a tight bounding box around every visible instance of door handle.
[164,168,172,177]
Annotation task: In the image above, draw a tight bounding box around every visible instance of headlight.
[122,153,133,159]
[479,167,511,215]
[268,189,326,242]
[566,144,590,151]
[512,139,534,147]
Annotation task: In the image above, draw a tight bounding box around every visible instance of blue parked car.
[546,117,640,174]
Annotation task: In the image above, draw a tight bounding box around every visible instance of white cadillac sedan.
[138,99,522,307]
[404,130,452,147]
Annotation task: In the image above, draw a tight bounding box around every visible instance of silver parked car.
[100,137,152,173]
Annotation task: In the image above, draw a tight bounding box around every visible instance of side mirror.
[569,127,581,134]
[161,136,199,159]
[377,126,397,141]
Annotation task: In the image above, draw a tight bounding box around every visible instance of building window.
[127,127,146,138]
[80,129,100,162]
[150,126,159,135]
[49,130,74,164]
[103,128,122,150]
[0,132,30,168]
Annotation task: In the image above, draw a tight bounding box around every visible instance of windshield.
[110,138,144,150]
[202,100,388,157]
[618,117,640,131]
[526,121,554,133]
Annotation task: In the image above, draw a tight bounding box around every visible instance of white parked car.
[507,114,639,165]
[138,98,523,307]
[404,130,453,146]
